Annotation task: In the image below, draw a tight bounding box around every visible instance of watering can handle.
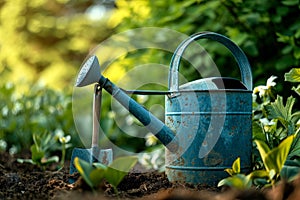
[169,32,252,91]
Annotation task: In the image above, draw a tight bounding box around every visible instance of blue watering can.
[75,32,252,186]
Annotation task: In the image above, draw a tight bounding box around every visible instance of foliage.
[74,156,138,192]
[110,0,300,92]
[285,68,300,96]
[220,67,300,189]
[17,131,70,169]
[252,71,300,164]
[281,157,300,182]
[59,135,72,167]
[224,157,241,176]
[0,82,80,154]
[0,0,300,89]
[95,0,300,155]
[218,157,252,189]
[253,135,294,186]
[0,0,114,90]
[219,136,294,188]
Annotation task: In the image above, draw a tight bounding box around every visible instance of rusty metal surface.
[165,32,252,186]
[75,32,253,187]
[165,90,252,186]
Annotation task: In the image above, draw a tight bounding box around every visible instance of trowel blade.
[69,147,112,183]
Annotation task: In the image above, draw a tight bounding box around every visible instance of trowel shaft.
[92,84,101,148]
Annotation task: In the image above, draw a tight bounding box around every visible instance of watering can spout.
[75,55,177,151]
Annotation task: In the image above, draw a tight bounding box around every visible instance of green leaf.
[89,168,106,187]
[41,156,59,164]
[288,131,300,159]
[265,135,294,173]
[248,169,270,179]
[109,156,138,172]
[292,85,300,96]
[17,158,35,165]
[224,157,241,176]
[224,168,234,176]
[93,162,108,170]
[30,144,44,163]
[105,167,128,188]
[89,162,107,186]
[294,47,300,59]
[266,96,295,131]
[252,122,266,142]
[248,170,272,186]
[74,157,94,188]
[285,68,300,82]
[254,139,271,166]
[281,0,299,6]
[281,159,300,181]
[232,157,240,174]
[218,174,251,189]
[105,156,138,187]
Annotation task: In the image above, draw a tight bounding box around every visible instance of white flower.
[259,118,275,126]
[266,76,277,88]
[253,85,267,97]
[259,118,277,132]
[253,76,277,97]
[145,133,157,146]
[59,135,71,144]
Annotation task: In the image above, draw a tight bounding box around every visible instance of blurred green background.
[0,0,299,157]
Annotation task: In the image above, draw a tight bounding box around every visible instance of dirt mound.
[1,151,300,200]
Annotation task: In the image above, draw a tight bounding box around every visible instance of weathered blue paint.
[165,32,252,186]
[75,31,252,187]
[98,76,178,151]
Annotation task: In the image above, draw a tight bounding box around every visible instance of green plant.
[218,157,252,189]
[74,156,138,193]
[285,68,300,96]
[219,135,294,189]
[252,70,300,167]
[280,68,300,181]
[17,130,72,170]
[59,135,72,167]
[17,132,60,169]
[220,68,300,189]
[253,135,294,186]
[0,82,80,154]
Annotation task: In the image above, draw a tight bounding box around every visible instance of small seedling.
[58,135,71,167]
[17,133,59,170]
[218,157,252,189]
[17,132,72,170]
[74,156,138,193]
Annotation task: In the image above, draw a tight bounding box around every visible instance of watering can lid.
[179,77,247,91]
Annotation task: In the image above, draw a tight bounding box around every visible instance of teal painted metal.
[75,31,252,187]
[165,32,252,186]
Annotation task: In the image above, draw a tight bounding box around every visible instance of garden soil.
[1,151,300,200]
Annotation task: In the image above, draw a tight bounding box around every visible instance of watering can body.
[165,80,252,185]
[164,32,253,186]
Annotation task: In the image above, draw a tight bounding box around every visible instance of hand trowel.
[69,84,113,183]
